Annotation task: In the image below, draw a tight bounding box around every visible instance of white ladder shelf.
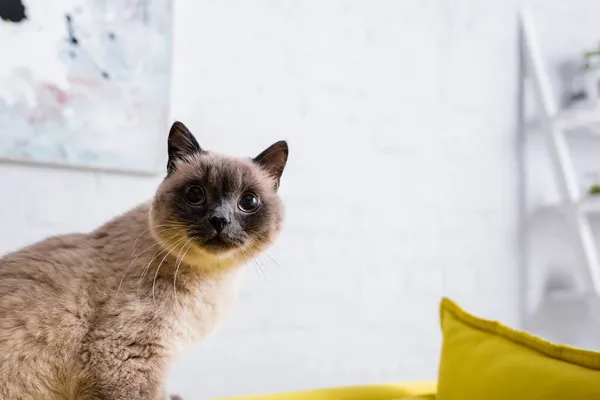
[519,9,600,317]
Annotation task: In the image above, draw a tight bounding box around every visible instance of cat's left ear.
[167,121,202,174]
[253,141,288,189]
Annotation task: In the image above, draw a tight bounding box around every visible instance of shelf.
[526,104,600,136]
[556,104,600,135]
[544,289,598,302]
[579,197,600,213]
[520,8,600,309]
[531,197,600,216]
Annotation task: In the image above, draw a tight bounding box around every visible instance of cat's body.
[0,122,288,399]
[0,205,239,399]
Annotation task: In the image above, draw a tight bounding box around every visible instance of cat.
[0,121,288,400]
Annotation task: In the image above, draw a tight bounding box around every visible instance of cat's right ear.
[167,121,202,174]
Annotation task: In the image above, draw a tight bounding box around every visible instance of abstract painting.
[0,0,173,174]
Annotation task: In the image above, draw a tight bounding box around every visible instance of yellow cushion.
[211,381,437,400]
[437,297,600,400]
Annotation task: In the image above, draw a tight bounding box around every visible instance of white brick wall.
[1,1,600,399]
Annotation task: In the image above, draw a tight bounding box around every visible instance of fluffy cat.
[0,122,288,400]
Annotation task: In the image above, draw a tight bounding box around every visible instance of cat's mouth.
[200,234,243,253]
[186,227,245,254]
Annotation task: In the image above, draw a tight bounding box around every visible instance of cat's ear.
[253,141,288,189]
[167,121,202,174]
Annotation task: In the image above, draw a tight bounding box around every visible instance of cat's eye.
[184,185,206,205]
[238,192,260,213]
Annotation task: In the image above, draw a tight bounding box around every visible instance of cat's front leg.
[163,389,183,400]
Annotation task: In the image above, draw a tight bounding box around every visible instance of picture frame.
[0,0,173,175]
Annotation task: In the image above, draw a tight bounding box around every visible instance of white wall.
[1,1,600,399]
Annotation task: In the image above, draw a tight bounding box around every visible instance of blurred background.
[2,0,600,399]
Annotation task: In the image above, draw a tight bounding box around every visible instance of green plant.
[584,50,600,58]
[589,185,600,195]
[582,48,600,69]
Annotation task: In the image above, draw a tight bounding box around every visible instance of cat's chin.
[187,234,251,260]
[175,242,245,270]
[200,236,242,254]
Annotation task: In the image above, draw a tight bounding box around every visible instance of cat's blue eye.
[184,185,206,205]
[238,192,260,213]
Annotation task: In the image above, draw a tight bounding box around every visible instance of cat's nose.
[208,216,229,233]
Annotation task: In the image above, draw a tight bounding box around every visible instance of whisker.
[251,255,267,282]
[138,235,178,282]
[152,237,187,306]
[136,234,182,305]
[132,226,182,256]
[132,224,177,254]
[258,257,270,281]
[262,252,282,269]
[112,239,167,305]
[172,238,194,299]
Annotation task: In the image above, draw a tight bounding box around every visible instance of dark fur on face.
[151,122,288,265]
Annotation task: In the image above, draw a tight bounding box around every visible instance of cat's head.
[150,121,287,268]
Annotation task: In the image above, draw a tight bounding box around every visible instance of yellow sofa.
[212,381,437,400]
[209,296,600,400]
